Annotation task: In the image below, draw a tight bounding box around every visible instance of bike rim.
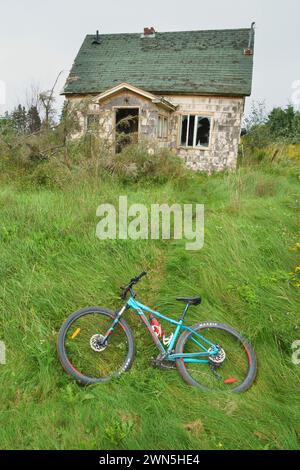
[181,327,252,391]
[63,312,129,380]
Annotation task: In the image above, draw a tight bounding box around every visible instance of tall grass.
[0,155,299,449]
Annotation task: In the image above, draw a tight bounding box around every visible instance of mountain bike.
[57,272,257,392]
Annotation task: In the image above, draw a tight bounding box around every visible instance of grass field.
[0,160,299,450]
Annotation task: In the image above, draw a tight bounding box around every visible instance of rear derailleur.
[208,344,226,380]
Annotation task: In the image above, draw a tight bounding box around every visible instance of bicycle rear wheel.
[175,322,256,393]
[57,307,135,385]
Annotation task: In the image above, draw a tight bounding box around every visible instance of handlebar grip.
[130,271,147,283]
[120,271,147,299]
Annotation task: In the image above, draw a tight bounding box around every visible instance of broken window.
[86,114,99,131]
[180,116,188,146]
[180,115,211,147]
[157,115,168,139]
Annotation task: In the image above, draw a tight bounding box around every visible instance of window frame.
[178,113,213,149]
[157,114,168,140]
[86,113,100,132]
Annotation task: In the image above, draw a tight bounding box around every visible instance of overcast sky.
[0,0,299,116]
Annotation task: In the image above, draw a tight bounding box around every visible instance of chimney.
[244,22,255,55]
[92,30,102,45]
[142,27,156,37]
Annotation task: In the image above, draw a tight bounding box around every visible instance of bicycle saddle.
[176,296,201,306]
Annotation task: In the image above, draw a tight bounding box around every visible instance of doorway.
[115,108,139,153]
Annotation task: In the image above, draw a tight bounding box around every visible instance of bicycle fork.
[101,305,127,342]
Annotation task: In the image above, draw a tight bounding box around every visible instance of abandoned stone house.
[63,25,255,172]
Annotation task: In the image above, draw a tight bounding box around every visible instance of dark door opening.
[115,108,139,153]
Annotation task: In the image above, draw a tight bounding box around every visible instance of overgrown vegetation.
[0,98,183,187]
[241,102,300,165]
[0,102,299,450]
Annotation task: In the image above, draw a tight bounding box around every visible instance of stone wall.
[66,92,245,172]
[165,95,245,172]
[66,92,169,148]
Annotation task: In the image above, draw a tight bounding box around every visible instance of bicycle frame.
[107,296,219,363]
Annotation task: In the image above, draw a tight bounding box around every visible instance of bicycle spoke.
[65,313,128,378]
[182,328,250,391]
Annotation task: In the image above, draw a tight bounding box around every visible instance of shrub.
[28,160,72,189]
[104,142,184,183]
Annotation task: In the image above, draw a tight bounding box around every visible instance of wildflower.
[296,243,300,250]
[295,266,300,273]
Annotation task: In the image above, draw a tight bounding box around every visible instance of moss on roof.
[64,28,254,97]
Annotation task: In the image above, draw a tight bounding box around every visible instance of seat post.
[179,302,190,321]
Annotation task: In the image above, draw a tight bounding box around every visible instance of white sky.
[0,0,299,116]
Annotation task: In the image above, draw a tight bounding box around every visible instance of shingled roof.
[64,28,255,97]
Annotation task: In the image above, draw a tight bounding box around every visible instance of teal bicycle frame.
[122,296,219,363]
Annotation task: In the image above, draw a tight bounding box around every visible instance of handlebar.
[120,271,147,299]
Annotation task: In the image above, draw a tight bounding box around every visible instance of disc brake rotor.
[90,334,108,352]
[208,345,226,367]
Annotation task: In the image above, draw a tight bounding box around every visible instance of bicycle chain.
[151,353,177,370]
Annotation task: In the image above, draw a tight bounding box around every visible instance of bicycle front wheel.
[175,322,256,393]
[57,307,135,385]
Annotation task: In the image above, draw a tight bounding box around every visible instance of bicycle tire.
[57,306,135,385]
[175,321,257,393]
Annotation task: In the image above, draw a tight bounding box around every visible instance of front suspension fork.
[102,305,127,342]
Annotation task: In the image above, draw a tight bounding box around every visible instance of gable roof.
[63,28,255,97]
[92,82,177,111]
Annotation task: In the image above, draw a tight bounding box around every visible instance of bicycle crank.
[152,353,177,370]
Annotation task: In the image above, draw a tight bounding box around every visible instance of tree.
[292,112,300,141]
[11,104,27,133]
[39,71,63,128]
[243,101,268,132]
[243,102,300,147]
[27,105,41,133]
[0,111,11,129]
[39,90,56,128]
[25,81,41,113]
[268,105,296,140]
[242,101,270,148]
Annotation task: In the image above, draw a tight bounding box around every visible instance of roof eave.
[63,90,251,98]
